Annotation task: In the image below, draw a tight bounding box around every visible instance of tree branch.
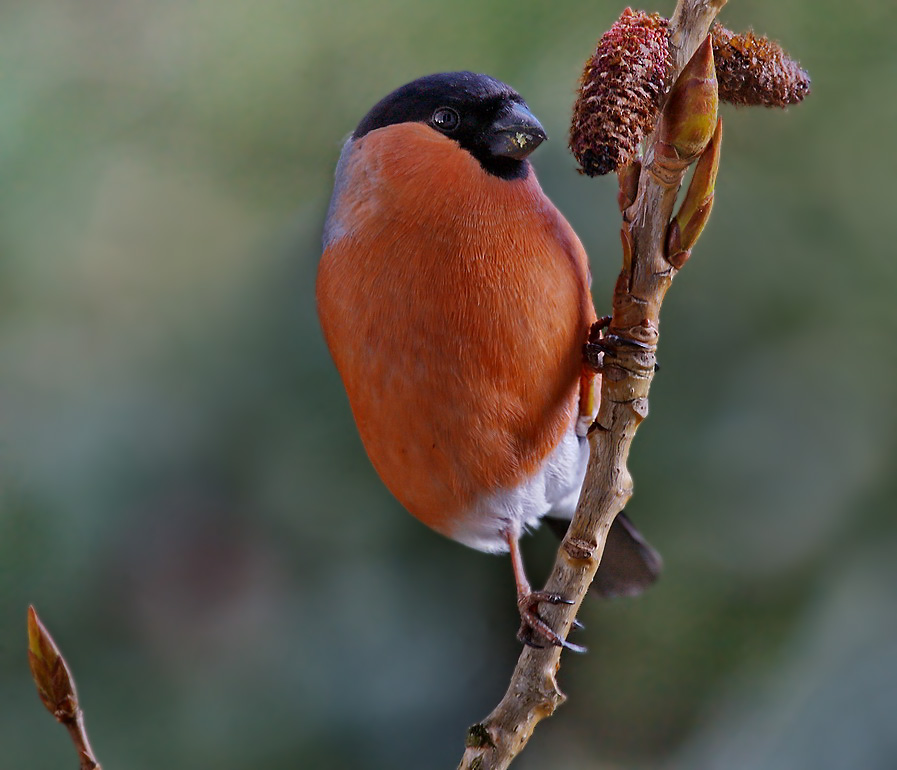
[457,2,727,768]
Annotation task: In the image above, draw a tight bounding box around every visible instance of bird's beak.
[487,103,547,160]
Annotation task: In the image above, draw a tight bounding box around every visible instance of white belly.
[447,415,591,553]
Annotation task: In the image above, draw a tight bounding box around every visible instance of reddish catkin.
[569,9,670,177]
[570,11,810,176]
[712,24,811,107]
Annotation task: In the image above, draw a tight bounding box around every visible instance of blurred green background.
[2,0,895,768]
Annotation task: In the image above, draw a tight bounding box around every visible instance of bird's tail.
[545,511,662,598]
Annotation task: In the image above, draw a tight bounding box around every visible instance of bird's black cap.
[353,71,546,180]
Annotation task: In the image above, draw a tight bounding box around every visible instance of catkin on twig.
[570,9,810,176]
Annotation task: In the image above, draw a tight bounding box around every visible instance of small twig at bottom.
[27,606,102,770]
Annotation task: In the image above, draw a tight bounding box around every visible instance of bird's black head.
[353,72,547,181]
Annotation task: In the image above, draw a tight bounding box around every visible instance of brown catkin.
[712,24,811,107]
[570,12,810,176]
[569,8,670,177]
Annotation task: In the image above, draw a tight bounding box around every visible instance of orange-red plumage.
[318,123,595,538]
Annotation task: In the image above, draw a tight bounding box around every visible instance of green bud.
[659,36,718,163]
[27,605,79,721]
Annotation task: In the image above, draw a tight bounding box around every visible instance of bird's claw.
[604,333,652,351]
[583,316,614,373]
[584,332,656,374]
[583,341,610,372]
[591,316,612,337]
[516,591,587,653]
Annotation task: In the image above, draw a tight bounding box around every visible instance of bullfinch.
[317,72,660,649]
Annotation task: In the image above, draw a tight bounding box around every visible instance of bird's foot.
[592,315,612,336]
[583,315,614,373]
[584,329,657,374]
[515,591,586,653]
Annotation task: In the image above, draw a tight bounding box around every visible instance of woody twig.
[458,0,808,767]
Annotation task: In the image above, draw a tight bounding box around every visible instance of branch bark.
[458,1,727,767]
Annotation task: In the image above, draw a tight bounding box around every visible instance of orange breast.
[317,123,596,537]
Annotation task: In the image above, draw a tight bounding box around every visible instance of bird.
[317,71,660,649]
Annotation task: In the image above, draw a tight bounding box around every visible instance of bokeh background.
[2,0,895,768]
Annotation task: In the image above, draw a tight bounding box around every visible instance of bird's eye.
[431,107,460,132]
